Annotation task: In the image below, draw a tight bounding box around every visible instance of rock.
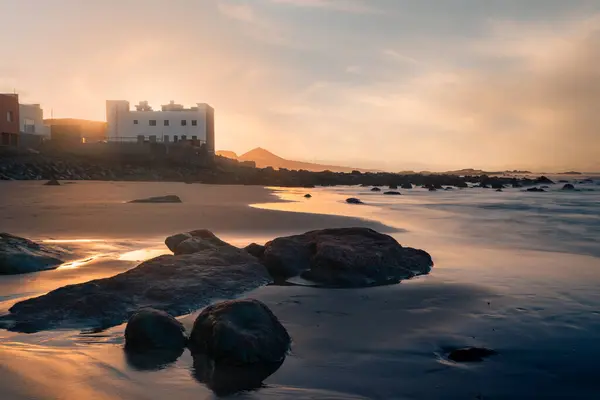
[559,180,569,183]
[129,195,182,203]
[346,197,363,204]
[383,191,401,195]
[526,187,546,192]
[165,229,231,255]
[448,347,498,362]
[0,233,66,275]
[444,187,453,191]
[561,183,576,191]
[428,187,437,192]
[304,193,312,198]
[124,308,187,351]
[496,188,503,192]
[535,176,554,184]
[244,243,265,258]
[491,182,504,189]
[44,179,60,186]
[256,227,433,287]
[401,183,413,189]
[189,299,290,366]
[5,233,271,332]
[389,184,398,189]
[370,187,381,192]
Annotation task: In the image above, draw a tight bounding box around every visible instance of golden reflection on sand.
[57,255,107,270]
[118,248,169,262]
[43,239,105,243]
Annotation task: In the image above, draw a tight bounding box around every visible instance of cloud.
[217,1,255,23]
[269,0,380,14]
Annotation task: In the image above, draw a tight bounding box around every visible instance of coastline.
[1,181,599,399]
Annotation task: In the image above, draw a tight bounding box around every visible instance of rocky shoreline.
[0,153,569,188]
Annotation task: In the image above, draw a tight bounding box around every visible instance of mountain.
[217,147,373,173]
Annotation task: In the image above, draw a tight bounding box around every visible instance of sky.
[2,0,600,172]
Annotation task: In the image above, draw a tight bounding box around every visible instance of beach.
[1,180,600,399]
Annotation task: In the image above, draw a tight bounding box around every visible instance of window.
[192,136,197,140]
[133,120,138,125]
[24,118,35,133]
[191,120,197,126]
[181,120,187,126]
[149,120,157,126]
[6,111,13,122]
[164,120,169,126]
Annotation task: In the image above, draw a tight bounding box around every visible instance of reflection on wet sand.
[192,354,284,396]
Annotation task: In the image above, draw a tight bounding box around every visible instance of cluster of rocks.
[0,152,576,189]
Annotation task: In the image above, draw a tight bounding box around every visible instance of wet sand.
[1,181,600,399]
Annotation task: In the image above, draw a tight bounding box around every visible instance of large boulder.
[4,232,271,332]
[0,233,66,275]
[189,299,290,366]
[256,228,433,287]
[370,187,381,192]
[535,176,555,185]
[165,229,230,255]
[561,183,576,191]
[383,191,402,195]
[124,308,187,351]
[244,243,265,258]
[129,195,182,203]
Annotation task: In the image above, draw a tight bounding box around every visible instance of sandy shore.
[0,181,392,240]
[1,181,600,399]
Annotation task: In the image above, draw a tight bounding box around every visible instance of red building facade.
[0,94,19,146]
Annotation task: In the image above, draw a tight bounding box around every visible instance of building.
[106,100,215,154]
[19,103,49,137]
[0,94,19,146]
[44,118,106,142]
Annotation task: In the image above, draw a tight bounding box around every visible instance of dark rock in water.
[526,187,546,192]
[346,197,363,204]
[496,188,503,192]
[389,184,398,189]
[401,183,413,189]
[535,176,554,185]
[559,180,569,183]
[189,299,290,367]
[304,193,312,198]
[540,185,549,189]
[444,187,454,191]
[448,347,498,362]
[512,182,522,188]
[255,227,433,287]
[44,179,60,186]
[383,191,401,195]
[491,182,504,189]
[125,308,187,351]
[5,233,271,332]
[165,229,230,255]
[455,181,468,188]
[561,183,576,191]
[0,233,66,275]
[192,354,284,396]
[428,187,437,192]
[125,346,184,371]
[244,243,265,258]
[370,187,381,192]
[129,195,182,203]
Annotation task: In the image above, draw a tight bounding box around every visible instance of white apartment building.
[106,100,215,153]
[19,103,49,136]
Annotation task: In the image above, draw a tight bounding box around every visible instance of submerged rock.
[129,195,182,203]
[496,188,503,192]
[383,191,401,195]
[304,193,312,198]
[44,179,60,186]
[5,233,271,332]
[526,187,546,192]
[561,183,576,191]
[125,308,187,351]
[165,229,231,255]
[389,184,398,189]
[535,176,555,185]
[448,347,498,362]
[401,183,413,189]
[370,187,381,192]
[346,197,363,204]
[189,299,290,366]
[255,227,433,287]
[0,233,66,275]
